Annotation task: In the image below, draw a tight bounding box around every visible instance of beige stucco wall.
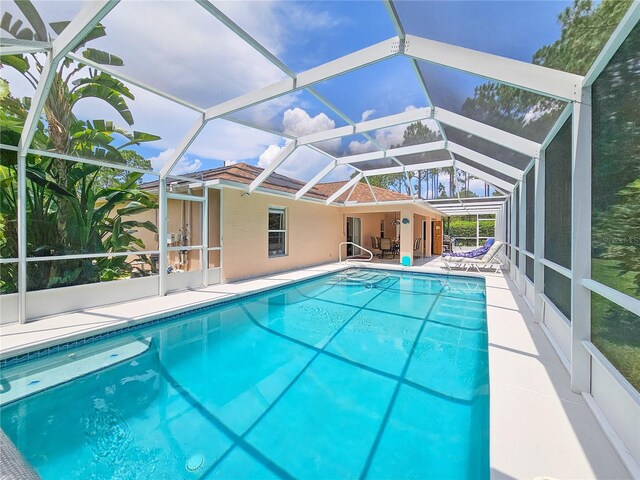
[132,186,442,280]
[220,188,343,282]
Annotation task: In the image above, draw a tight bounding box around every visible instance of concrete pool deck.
[0,260,631,479]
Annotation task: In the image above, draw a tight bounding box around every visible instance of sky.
[1,0,574,194]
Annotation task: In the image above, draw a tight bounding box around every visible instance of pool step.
[334,271,390,286]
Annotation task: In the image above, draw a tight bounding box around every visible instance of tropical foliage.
[0,2,159,293]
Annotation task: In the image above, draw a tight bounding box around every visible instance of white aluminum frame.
[570,87,592,393]
[403,34,583,102]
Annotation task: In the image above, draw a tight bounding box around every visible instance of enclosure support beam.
[448,142,524,180]
[295,161,338,199]
[454,159,515,193]
[337,140,446,165]
[160,116,206,179]
[404,34,584,102]
[434,107,541,158]
[383,0,456,165]
[534,151,545,324]
[158,179,168,296]
[204,37,401,121]
[15,0,120,323]
[509,194,517,273]
[202,187,209,287]
[249,141,297,192]
[326,173,363,205]
[362,160,453,177]
[518,175,526,292]
[16,153,27,324]
[570,88,592,393]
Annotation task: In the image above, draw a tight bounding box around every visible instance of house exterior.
[139,163,444,286]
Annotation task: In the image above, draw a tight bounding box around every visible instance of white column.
[399,208,413,265]
[476,214,480,247]
[202,187,209,287]
[17,153,27,323]
[571,89,592,393]
[510,195,516,277]
[534,152,545,324]
[518,181,526,291]
[158,179,168,296]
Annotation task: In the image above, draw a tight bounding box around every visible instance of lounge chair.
[445,238,495,258]
[442,241,504,273]
[443,234,452,253]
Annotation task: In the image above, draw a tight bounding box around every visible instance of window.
[380,220,385,238]
[268,208,287,257]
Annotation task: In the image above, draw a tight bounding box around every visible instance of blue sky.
[2,0,575,191]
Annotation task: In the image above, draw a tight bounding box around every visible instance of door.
[346,217,362,256]
[432,220,443,255]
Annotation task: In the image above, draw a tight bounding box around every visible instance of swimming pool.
[0,268,489,479]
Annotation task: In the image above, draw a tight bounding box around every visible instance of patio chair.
[442,241,504,273]
[380,237,395,259]
[444,238,495,259]
[413,237,422,258]
[370,236,380,253]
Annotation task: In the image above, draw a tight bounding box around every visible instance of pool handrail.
[339,242,373,264]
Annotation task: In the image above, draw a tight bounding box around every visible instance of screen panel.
[544,117,572,269]
[544,267,571,321]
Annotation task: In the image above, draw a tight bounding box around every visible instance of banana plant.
[0,2,161,293]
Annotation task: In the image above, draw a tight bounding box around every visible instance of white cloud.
[258,143,287,168]
[188,119,285,164]
[282,107,334,136]
[282,107,340,155]
[148,148,202,175]
[348,139,377,155]
[86,2,289,109]
[256,106,345,179]
[360,109,376,122]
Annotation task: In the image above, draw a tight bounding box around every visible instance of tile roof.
[314,181,413,203]
[141,163,413,204]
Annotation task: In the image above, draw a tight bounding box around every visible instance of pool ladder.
[338,242,373,264]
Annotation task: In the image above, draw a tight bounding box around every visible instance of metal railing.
[338,242,373,264]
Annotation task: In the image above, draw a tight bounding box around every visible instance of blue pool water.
[0,269,489,479]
